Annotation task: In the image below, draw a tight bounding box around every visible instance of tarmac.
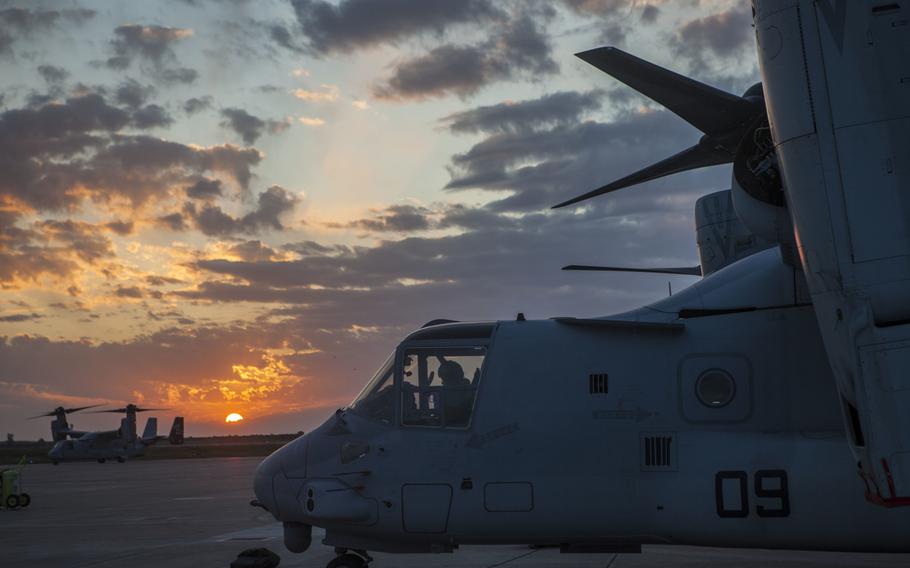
[2,457,909,568]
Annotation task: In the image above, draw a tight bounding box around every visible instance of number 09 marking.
[715,469,790,518]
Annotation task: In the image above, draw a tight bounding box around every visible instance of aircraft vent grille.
[589,373,608,394]
[640,432,678,472]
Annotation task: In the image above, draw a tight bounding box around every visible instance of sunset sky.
[0,0,756,438]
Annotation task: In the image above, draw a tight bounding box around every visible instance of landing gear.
[52,460,59,466]
[117,456,125,463]
[327,549,372,568]
[4,494,18,509]
[18,493,30,508]
[97,458,106,463]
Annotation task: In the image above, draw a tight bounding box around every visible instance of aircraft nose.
[253,451,280,515]
[253,435,308,518]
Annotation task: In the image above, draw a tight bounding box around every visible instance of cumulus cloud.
[290,0,501,55]
[0,211,119,286]
[0,93,263,211]
[372,12,558,100]
[185,185,299,236]
[220,107,290,145]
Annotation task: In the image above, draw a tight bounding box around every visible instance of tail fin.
[141,417,158,440]
[168,417,184,445]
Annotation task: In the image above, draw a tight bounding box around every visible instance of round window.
[695,369,736,408]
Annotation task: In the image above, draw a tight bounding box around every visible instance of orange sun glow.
[225,412,244,423]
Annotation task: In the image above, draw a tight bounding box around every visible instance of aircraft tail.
[168,417,184,445]
[141,417,157,441]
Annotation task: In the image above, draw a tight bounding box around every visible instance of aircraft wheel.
[97,458,106,464]
[18,493,30,508]
[4,494,18,509]
[327,553,368,568]
[52,460,59,466]
[117,457,125,463]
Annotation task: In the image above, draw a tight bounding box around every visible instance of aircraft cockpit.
[348,323,492,429]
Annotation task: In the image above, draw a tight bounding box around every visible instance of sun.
[225,412,244,423]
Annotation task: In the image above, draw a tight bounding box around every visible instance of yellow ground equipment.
[1,457,30,509]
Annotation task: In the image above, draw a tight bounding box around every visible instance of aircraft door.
[398,344,486,534]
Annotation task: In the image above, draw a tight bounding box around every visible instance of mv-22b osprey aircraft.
[253,2,910,566]
[35,404,184,464]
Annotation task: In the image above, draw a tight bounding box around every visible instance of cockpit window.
[350,353,395,424]
[401,346,485,428]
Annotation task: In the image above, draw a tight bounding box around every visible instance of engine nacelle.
[695,190,774,276]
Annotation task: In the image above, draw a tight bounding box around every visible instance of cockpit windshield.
[348,344,486,427]
[402,346,485,428]
[349,353,395,424]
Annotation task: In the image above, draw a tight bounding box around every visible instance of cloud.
[157,212,188,231]
[372,12,558,100]
[106,24,193,68]
[184,96,213,114]
[186,185,299,236]
[131,104,174,129]
[0,324,346,430]
[269,23,304,53]
[0,93,264,211]
[115,80,155,109]
[0,8,96,56]
[105,220,134,235]
[0,211,121,286]
[0,313,41,323]
[670,7,754,74]
[227,240,282,262]
[158,67,198,85]
[441,90,605,135]
[290,0,501,55]
[115,285,144,299]
[297,116,325,127]
[292,84,339,102]
[439,90,717,212]
[329,204,432,233]
[220,107,290,145]
[185,178,223,200]
[37,64,69,86]
[104,24,197,84]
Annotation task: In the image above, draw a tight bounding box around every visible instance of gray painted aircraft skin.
[253,2,910,566]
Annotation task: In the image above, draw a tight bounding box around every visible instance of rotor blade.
[576,47,752,135]
[29,404,105,419]
[63,404,106,414]
[28,411,57,419]
[90,409,128,413]
[134,407,169,412]
[552,143,728,209]
[563,264,702,276]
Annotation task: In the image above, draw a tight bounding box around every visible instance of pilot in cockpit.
[439,359,473,426]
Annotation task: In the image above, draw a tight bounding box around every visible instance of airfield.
[2,457,909,568]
